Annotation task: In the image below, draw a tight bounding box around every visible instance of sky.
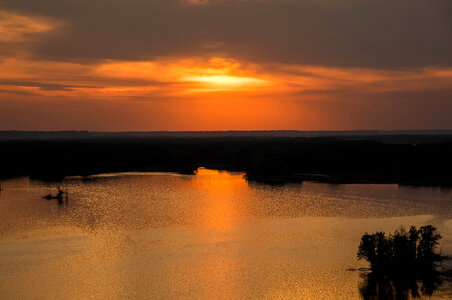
[0,0,451,131]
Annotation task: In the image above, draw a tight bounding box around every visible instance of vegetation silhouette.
[357,225,445,299]
[0,137,452,185]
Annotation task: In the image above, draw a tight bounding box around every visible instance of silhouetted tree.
[358,225,443,273]
[357,225,445,299]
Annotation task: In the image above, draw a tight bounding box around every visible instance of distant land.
[1,130,452,144]
[1,131,452,185]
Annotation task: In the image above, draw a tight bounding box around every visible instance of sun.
[188,75,265,86]
[183,74,268,92]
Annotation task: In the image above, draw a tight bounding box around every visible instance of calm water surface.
[1,168,452,299]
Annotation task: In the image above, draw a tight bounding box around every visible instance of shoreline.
[2,168,452,187]
[1,136,451,186]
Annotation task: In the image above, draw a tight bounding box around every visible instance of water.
[1,168,452,299]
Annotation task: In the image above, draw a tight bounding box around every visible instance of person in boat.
[57,186,65,200]
[43,186,65,200]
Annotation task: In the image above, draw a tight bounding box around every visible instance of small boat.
[42,187,68,203]
[42,194,62,200]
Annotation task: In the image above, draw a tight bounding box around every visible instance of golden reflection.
[2,175,452,299]
[194,167,246,232]
[191,168,247,298]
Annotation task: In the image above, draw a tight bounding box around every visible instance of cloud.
[0,10,57,42]
[0,0,451,68]
[1,53,451,101]
[0,0,451,130]
[0,80,96,91]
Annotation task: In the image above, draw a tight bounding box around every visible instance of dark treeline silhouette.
[0,137,452,184]
[2,130,452,141]
[1,130,452,144]
[357,226,446,299]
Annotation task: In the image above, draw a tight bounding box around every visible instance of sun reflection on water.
[194,167,247,232]
[1,171,452,299]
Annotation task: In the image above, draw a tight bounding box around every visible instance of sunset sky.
[0,0,451,131]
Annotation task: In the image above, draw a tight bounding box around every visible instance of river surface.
[1,168,452,299]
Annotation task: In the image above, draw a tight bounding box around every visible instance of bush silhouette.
[357,225,445,299]
[358,225,443,273]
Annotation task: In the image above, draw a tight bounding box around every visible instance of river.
[1,168,452,299]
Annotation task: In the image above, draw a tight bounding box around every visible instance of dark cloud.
[0,80,96,91]
[1,0,451,68]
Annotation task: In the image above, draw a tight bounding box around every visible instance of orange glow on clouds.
[0,8,451,130]
[2,55,452,131]
[2,55,452,101]
[93,57,271,94]
[1,6,452,130]
[0,10,57,42]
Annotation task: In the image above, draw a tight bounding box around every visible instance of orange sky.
[1,1,452,130]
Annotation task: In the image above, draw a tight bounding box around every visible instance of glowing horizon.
[0,1,451,131]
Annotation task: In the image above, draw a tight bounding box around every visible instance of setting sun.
[184,75,267,88]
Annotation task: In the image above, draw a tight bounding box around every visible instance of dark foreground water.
[1,168,452,299]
